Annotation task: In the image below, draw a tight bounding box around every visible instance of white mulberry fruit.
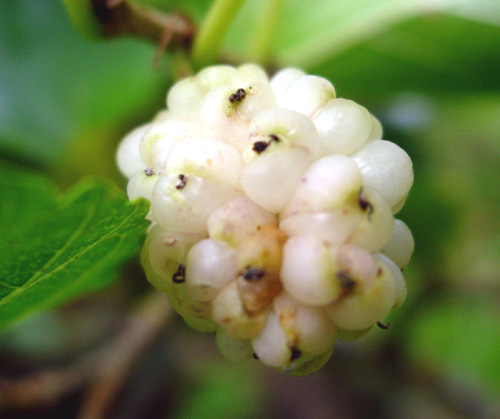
[117,63,414,375]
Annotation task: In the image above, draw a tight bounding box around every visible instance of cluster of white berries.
[116,63,414,375]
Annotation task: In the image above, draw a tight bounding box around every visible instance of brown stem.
[77,291,171,419]
[92,0,195,49]
[0,291,172,412]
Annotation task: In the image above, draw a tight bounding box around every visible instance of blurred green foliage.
[0,1,168,176]
[0,0,499,417]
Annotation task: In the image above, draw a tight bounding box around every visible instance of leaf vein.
[0,199,143,307]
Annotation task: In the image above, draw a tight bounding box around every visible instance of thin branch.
[77,291,171,419]
[0,354,96,408]
[91,0,195,49]
[153,16,179,70]
[0,291,172,411]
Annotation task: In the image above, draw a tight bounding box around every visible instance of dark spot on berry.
[253,353,259,360]
[172,264,185,283]
[269,134,280,143]
[336,270,356,290]
[358,189,374,218]
[176,174,187,190]
[252,141,268,153]
[252,134,279,154]
[229,88,246,103]
[144,167,154,176]
[243,266,265,282]
[376,321,390,330]
[290,346,302,362]
[377,267,383,277]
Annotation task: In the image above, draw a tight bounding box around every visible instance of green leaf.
[267,0,485,67]
[309,13,500,99]
[222,0,500,97]
[0,161,150,331]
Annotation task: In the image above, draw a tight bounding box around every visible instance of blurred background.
[1,0,499,417]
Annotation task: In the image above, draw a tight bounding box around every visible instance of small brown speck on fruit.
[229,88,246,103]
[172,264,186,283]
[290,346,302,362]
[358,189,374,217]
[243,266,265,281]
[269,134,279,143]
[253,134,279,154]
[253,141,268,153]
[176,174,187,189]
[337,270,356,291]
